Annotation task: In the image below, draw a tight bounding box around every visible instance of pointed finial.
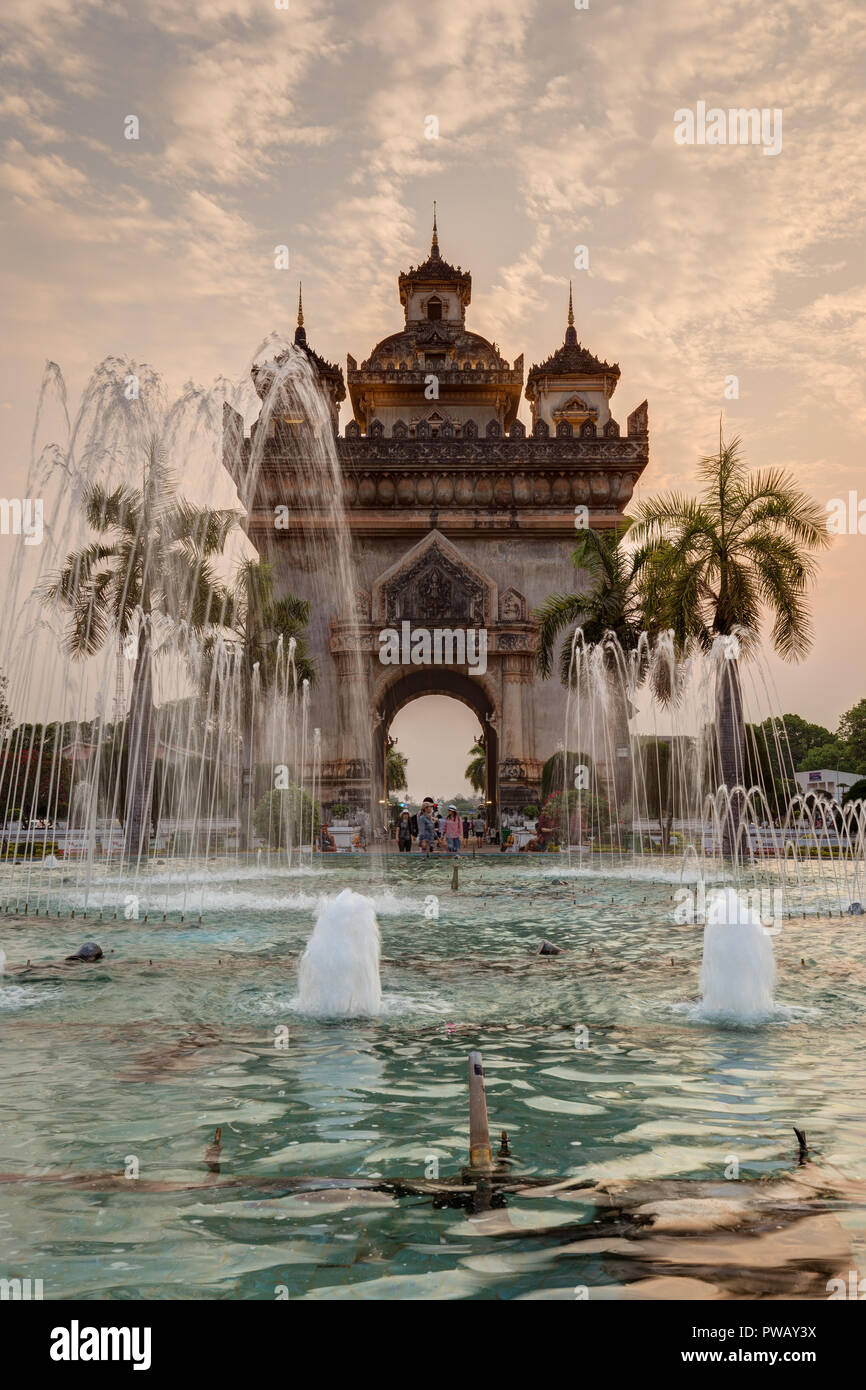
[565,280,577,345]
[294,281,307,347]
[431,201,439,256]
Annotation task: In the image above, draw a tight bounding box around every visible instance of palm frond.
[41,543,117,608]
[165,500,240,556]
[728,469,830,550]
[82,483,141,536]
[534,593,592,678]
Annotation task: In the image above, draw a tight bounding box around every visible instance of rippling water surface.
[1,856,865,1299]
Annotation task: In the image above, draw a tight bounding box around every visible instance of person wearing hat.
[443,805,463,855]
[417,798,435,854]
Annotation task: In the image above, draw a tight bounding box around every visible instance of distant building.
[795,769,860,803]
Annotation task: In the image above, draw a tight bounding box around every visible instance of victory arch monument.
[224,215,648,820]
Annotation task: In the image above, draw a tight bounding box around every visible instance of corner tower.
[247,284,346,437]
[525,283,621,434]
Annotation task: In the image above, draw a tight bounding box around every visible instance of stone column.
[501,653,527,760]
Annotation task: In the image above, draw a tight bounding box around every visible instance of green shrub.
[253,786,321,849]
[540,750,593,801]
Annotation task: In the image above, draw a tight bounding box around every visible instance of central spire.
[565,280,577,346]
[294,281,306,346]
[430,201,439,258]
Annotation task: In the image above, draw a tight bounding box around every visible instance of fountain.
[2,345,863,926]
[4,321,866,1308]
[697,886,777,1022]
[0,341,378,919]
[296,888,382,1017]
[544,625,866,920]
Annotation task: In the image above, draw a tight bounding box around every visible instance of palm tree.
[630,433,829,852]
[385,743,408,795]
[465,740,486,795]
[218,559,315,691]
[212,559,316,848]
[535,524,648,684]
[534,523,657,838]
[45,438,239,861]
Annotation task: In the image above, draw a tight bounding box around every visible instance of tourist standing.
[397,810,412,852]
[417,804,435,854]
[444,805,463,854]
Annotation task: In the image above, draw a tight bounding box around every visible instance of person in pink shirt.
[443,806,463,854]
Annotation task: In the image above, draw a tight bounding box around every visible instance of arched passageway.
[372,668,499,821]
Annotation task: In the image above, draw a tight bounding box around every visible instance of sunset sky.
[1,0,865,797]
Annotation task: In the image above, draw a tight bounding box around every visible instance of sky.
[1,0,865,795]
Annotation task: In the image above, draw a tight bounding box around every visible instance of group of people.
[395,800,485,854]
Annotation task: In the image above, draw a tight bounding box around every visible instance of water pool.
[1,856,865,1300]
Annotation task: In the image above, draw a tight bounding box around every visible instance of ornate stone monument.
[224,215,648,818]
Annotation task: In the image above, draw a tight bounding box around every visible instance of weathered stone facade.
[224,219,648,817]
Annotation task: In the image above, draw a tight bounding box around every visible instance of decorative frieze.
[250,464,642,510]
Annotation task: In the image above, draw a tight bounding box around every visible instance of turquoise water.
[1,856,865,1299]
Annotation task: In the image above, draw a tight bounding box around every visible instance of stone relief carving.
[498,586,527,622]
[500,757,530,781]
[381,540,487,625]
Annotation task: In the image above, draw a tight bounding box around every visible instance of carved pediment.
[553,394,598,425]
[372,530,495,626]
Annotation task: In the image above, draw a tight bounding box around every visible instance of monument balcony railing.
[227,406,649,521]
[251,434,647,470]
[347,367,524,386]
